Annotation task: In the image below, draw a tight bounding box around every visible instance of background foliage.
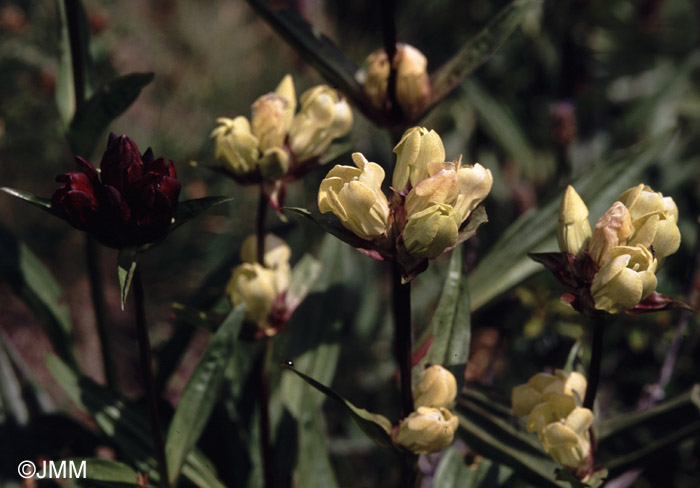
[1,0,699,486]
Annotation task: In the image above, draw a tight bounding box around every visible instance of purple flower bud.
[51,133,181,248]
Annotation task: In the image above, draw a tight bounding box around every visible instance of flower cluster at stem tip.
[558,184,680,313]
[211,75,352,183]
[512,370,594,475]
[318,126,492,278]
[394,365,459,454]
[51,133,181,249]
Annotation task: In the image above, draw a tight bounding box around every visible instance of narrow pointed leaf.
[169,196,233,234]
[165,305,245,486]
[1,187,57,216]
[424,0,542,116]
[0,225,77,367]
[282,363,394,449]
[244,0,371,116]
[70,458,141,487]
[433,447,512,488]
[67,73,155,156]
[56,0,95,126]
[117,246,140,310]
[47,355,227,488]
[285,207,382,256]
[425,250,471,390]
[285,254,323,312]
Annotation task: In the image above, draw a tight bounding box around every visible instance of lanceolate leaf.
[425,250,471,389]
[0,225,77,368]
[285,253,323,313]
[424,0,542,117]
[47,355,227,488]
[169,197,233,235]
[285,207,382,255]
[67,73,155,156]
[0,187,57,217]
[244,0,371,116]
[282,363,394,450]
[117,245,141,310]
[165,305,245,486]
[468,131,676,311]
[70,458,141,488]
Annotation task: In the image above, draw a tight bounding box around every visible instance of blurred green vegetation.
[1,0,699,486]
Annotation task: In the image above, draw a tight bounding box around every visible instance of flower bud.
[210,116,260,176]
[392,126,445,191]
[588,202,633,265]
[402,203,460,260]
[618,184,681,260]
[227,263,281,326]
[275,74,297,132]
[361,44,430,117]
[259,147,290,181]
[414,365,457,409]
[361,48,390,110]
[511,370,587,418]
[251,93,288,153]
[394,44,430,117]
[240,233,292,269]
[540,407,593,469]
[318,153,390,240]
[591,245,658,313]
[288,86,353,163]
[395,406,459,454]
[454,162,493,223]
[557,185,592,255]
[404,162,459,217]
[52,163,100,231]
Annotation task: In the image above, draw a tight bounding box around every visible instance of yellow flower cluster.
[394,365,459,454]
[318,126,492,266]
[558,184,680,313]
[512,370,593,470]
[226,234,291,333]
[211,75,352,182]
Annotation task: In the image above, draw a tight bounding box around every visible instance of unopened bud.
[392,126,445,191]
[588,202,633,265]
[395,406,458,454]
[226,263,279,324]
[275,74,297,132]
[251,93,288,152]
[557,185,591,255]
[414,365,457,409]
[210,116,260,176]
[394,44,430,117]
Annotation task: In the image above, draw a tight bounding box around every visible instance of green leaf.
[171,303,219,333]
[285,254,323,312]
[597,385,700,474]
[426,0,542,116]
[169,197,233,234]
[117,246,141,311]
[67,73,154,156]
[433,447,512,488]
[282,363,395,450]
[165,305,245,486]
[47,355,227,488]
[285,207,380,255]
[244,0,372,117]
[294,415,340,488]
[425,250,470,389]
[71,458,141,487]
[55,0,95,127]
[0,340,29,425]
[455,393,564,487]
[0,187,57,216]
[0,225,77,367]
[468,131,676,311]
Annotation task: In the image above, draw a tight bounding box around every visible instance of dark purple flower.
[51,133,181,248]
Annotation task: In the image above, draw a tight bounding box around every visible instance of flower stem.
[85,236,116,388]
[255,183,273,487]
[583,317,604,410]
[258,337,274,488]
[391,264,414,418]
[64,0,86,109]
[133,268,170,488]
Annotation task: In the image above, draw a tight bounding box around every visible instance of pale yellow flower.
[540,407,593,469]
[557,185,591,255]
[210,116,260,176]
[414,365,457,409]
[395,406,459,454]
[392,126,445,191]
[588,202,634,265]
